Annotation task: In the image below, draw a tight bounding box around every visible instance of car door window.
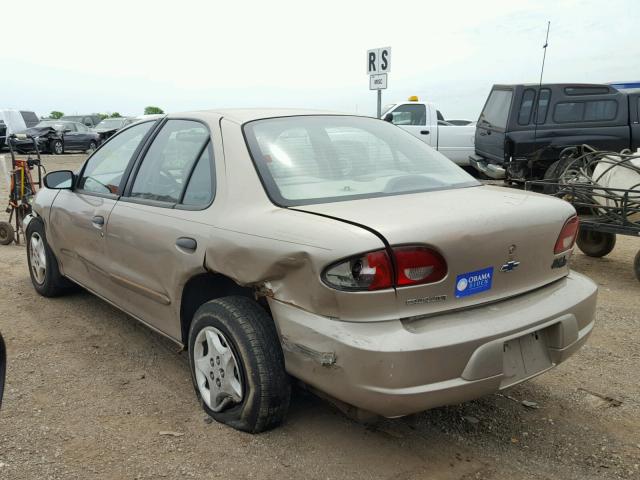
[77,121,155,195]
[76,123,88,132]
[64,123,77,132]
[181,142,215,207]
[390,104,426,126]
[130,120,209,204]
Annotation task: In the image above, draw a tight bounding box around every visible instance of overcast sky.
[1,0,637,120]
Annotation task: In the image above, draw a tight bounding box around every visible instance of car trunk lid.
[295,185,576,319]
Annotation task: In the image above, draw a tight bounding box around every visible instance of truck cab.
[382,97,475,166]
[470,83,640,181]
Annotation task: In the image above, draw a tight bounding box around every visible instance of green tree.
[49,111,64,119]
[144,106,164,115]
[110,112,122,118]
[97,113,108,120]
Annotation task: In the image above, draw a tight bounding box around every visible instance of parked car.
[382,97,476,165]
[25,110,597,433]
[93,117,136,142]
[13,120,100,154]
[0,109,38,148]
[60,114,102,128]
[470,83,640,181]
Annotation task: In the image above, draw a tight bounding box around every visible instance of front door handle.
[420,130,430,135]
[92,215,104,227]
[176,237,197,252]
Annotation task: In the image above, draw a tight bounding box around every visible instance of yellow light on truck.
[408,95,419,102]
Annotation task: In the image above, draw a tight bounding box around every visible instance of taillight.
[322,246,447,291]
[554,215,579,254]
[394,246,447,286]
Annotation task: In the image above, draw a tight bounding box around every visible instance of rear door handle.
[420,130,430,135]
[92,215,104,227]
[176,237,197,252]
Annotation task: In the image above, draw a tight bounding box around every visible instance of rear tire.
[542,160,561,194]
[26,218,74,297]
[576,229,616,258]
[0,221,14,245]
[188,296,290,433]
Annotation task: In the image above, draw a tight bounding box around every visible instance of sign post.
[367,47,391,118]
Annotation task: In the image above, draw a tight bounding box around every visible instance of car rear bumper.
[469,154,506,179]
[270,271,597,418]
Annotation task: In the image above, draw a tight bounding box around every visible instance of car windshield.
[96,119,125,128]
[35,121,67,129]
[244,115,479,206]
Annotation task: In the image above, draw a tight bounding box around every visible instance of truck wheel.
[542,160,562,194]
[576,230,616,258]
[50,139,63,155]
[188,296,290,433]
[634,251,640,282]
[0,221,14,245]
[26,218,74,296]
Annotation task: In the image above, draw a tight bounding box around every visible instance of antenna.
[533,21,550,143]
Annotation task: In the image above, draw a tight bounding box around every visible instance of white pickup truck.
[382,97,476,166]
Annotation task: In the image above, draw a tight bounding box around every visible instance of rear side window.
[389,104,426,126]
[518,89,536,125]
[181,144,215,207]
[554,100,618,123]
[479,89,512,129]
[130,120,210,204]
[535,89,551,124]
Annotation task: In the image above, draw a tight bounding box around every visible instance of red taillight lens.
[323,246,447,291]
[394,246,447,286]
[554,215,579,254]
[323,249,393,291]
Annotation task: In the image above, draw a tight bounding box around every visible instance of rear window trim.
[241,114,480,208]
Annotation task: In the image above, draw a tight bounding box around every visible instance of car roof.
[168,108,352,125]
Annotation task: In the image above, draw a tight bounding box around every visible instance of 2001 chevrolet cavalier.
[24,109,597,432]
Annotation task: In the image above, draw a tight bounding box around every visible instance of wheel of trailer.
[576,229,616,258]
[0,221,14,245]
[188,296,290,433]
[86,141,97,153]
[50,139,63,155]
[634,251,640,282]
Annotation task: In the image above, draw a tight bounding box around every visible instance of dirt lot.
[0,154,638,480]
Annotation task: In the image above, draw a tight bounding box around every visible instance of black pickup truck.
[469,83,640,181]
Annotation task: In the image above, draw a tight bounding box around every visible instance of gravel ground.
[0,154,638,480]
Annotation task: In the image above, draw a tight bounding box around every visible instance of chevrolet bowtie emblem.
[500,260,520,272]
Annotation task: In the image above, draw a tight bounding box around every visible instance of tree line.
[45,106,165,120]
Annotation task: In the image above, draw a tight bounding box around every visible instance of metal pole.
[377,89,382,118]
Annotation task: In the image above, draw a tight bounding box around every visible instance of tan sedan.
[24,110,597,432]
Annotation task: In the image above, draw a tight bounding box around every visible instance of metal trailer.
[526,180,640,281]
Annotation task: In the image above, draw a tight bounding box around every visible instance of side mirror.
[64,129,72,133]
[44,170,74,189]
[383,113,393,123]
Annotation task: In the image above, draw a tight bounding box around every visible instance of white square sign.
[369,73,388,90]
[366,47,391,75]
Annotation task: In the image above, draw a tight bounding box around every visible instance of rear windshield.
[479,89,512,129]
[243,115,479,206]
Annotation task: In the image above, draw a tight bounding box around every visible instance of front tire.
[188,296,290,433]
[576,229,616,258]
[85,141,97,153]
[0,221,14,245]
[26,218,74,297]
[50,139,63,155]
